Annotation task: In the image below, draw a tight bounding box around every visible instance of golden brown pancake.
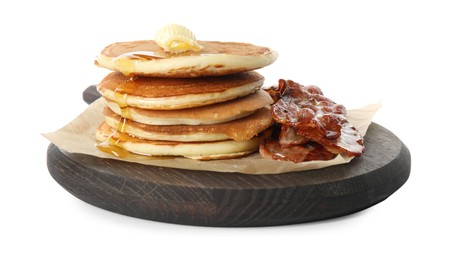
[95,122,261,160]
[103,106,273,142]
[95,40,278,77]
[104,90,273,125]
[97,71,264,110]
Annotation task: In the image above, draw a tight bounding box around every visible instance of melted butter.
[154,24,202,53]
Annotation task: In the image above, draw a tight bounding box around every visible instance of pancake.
[104,90,273,125]
[97,71,264,110]
[95,122,261,160]
[95,40,278,77]
[103,106,273,142]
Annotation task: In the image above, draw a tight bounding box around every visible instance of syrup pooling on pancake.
[95,40,278,77]
[112,50,203,77]
[96,127,131,158]
[113,52,165,77]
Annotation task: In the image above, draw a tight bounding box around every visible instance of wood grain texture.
[46,123,410,227]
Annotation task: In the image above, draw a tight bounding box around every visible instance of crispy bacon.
[260,124,336,163]
[261,80,364,163]
[278,125,308,146]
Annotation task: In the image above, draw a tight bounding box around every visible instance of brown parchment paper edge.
[42,98,381,174]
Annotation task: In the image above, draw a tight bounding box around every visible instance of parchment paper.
[43,98,380,174]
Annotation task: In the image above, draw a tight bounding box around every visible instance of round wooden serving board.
[47,121,410,227]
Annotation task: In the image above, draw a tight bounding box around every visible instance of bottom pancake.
[95,122,261,160]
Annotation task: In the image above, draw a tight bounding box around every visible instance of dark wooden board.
[47,85,411,226]
[47,120,410,227]
[82,85,100,104]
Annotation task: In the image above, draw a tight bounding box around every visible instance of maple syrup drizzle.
[116,50,204,60]
[114,51,164,77]
[113,50,214,77]
[112,76,136,133]
[96,135,131,158]
[114,56,136,77]
[97,76,137,157]
[121,51,168,59]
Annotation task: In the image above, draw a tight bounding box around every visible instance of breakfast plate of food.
[44,24,410,226]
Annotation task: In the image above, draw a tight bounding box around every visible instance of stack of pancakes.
[94,40,278,160]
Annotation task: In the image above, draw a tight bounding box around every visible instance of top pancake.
[95,40,278,77]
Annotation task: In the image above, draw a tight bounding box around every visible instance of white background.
[2,0,458,259]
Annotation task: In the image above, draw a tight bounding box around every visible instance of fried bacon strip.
[260,79,364,163]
